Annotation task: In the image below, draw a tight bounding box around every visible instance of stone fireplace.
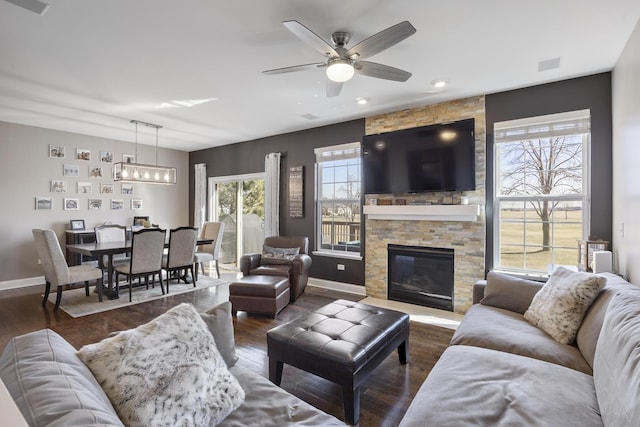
[364,96,486,313]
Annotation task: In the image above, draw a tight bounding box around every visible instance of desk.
[66,238,213,300]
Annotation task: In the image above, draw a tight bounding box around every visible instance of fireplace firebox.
[387,244,454,311]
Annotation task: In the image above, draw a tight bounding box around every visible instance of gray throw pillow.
[200,301,239,367]
[77,303,245,427]
[260,244,300,265]
[480,271,543,314]
[524,267,606,344]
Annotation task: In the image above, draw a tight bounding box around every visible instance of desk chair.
[193,221,225,279]
[32,228,104,310]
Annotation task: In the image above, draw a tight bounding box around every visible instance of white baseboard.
[308,278,366,296]
[0,276,43,291]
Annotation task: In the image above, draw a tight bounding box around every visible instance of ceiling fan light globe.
[326,61,354,82]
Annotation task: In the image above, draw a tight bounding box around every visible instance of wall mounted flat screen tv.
[362,118,476,194]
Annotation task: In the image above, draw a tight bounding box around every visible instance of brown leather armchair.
[239,236,312,302]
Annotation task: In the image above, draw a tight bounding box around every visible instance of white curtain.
[264,153,281,237]
[194,163,207,231]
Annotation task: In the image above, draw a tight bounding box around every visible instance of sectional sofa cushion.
[480,271,542,314]
[0,329,123,427]
[200,301,239,367]
[398,345,603,427]
[593,290,640,426]
[524,267,606,344]
[77,303,245,427]
[451,303,592,374]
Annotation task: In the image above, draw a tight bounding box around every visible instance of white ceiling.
[1,0,639,152]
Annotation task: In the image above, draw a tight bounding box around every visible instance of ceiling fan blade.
[4,0,50,15]
[326,79,343,97]
[346,21,416,60]
[262,62,325,75]
[355,61,412,82]
[283,20,339,58]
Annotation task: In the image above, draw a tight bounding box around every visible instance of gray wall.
[484,73,613,275]
[612,20,640,281]
[0,121,190,286]
[189,119,367,285]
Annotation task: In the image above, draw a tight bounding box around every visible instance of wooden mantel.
[363,204,480,221]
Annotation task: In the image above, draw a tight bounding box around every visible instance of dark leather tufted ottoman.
[229,275,290,318]
[267,299,410,424]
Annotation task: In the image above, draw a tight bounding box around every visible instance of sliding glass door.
[209,173,265,269]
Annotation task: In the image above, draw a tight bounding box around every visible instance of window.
[315,142,361,256]
[494,110,590,275]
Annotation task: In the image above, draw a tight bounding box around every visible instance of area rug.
[48,275,229,318]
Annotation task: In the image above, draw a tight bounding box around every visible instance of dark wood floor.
[0,282,453,427]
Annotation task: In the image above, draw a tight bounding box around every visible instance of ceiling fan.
[263,20,416,97]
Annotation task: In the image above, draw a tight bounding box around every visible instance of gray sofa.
[0,320,345,426]
[399,271,640,427]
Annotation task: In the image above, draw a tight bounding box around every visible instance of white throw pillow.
[524,267,606,344]
[77,303,245,427]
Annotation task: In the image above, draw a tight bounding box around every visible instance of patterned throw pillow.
[260,245,300,265]
[77,303,245,427]
[524,267,606,344]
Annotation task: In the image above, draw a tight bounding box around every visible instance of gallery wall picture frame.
[51,180,67,193]
[289,165,304,218]
[77,181,92,194]
[76,148,91,161]
[69,219,85,230]
[121,184,134,195]
[49,145,65,158]
[88,199,102,210]
[123,154,135,163]
[35,197,52,210]
[111,199,124,210]
[131,199,143,210]
[63,164,79,177]
[64,198,79,211]
[100,151,113,163]
[100,183,114,194]
[88,166,103,178]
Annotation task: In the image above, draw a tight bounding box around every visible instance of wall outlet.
[37,259,42,265]
[337,264,345,271]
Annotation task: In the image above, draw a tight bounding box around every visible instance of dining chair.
[32,228,104,310]
[94,224,130,266]
[162,227,198,293]
[193,221,225,280]
[114,228,166,302]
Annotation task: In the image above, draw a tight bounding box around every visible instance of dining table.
[66,237,214,300]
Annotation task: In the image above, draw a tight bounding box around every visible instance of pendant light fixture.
[113,120,177,184]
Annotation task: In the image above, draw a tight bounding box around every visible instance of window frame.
[313,142,362,259]
[492,110,591,276]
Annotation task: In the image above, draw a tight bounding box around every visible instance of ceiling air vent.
[301,113,319,120]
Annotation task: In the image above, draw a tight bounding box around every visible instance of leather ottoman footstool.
[267,299,410,424]
[229,275,290,318]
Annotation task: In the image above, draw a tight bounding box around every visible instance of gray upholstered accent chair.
[114,228,166,302]
[162,227,198,292]
[239,236,312,302]
[32,228,104,310]
[193,221,225,280]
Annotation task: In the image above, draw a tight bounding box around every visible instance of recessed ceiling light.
[431,79,448,88]
[355,97,368,105]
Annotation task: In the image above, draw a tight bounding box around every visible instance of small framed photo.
[64,198,79,211]
[88,166,103,178]
[76,148,91,161]
[100,151,113,163]
[100,183,113,194]
[49,144,65,158]
[111,199,124,210]
[131,199,143,210]
[121,184,134,195]
[69,219,85,230]
[123,154,135,163]
[88,199,102,210]
[51,180,67,193]
[77,181,92,194]
[63,164,79,177]
[35,197,52,210]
